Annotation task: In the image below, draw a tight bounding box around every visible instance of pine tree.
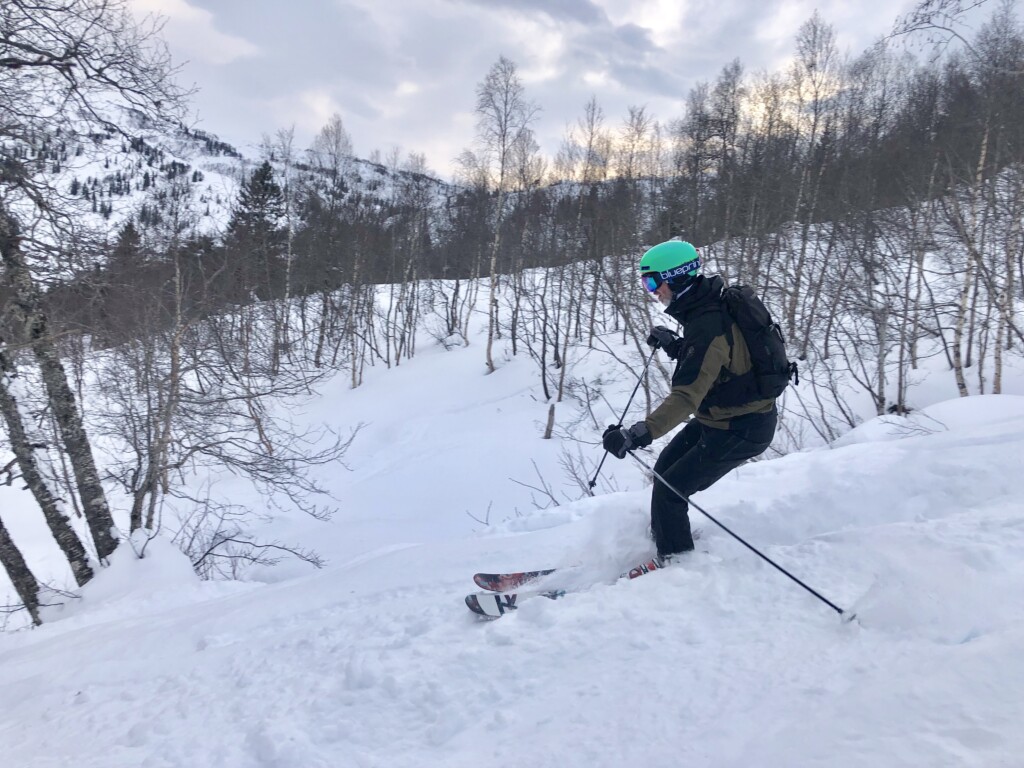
[110,221,142,272]
[228,161,285,237]
[225,161,286,300]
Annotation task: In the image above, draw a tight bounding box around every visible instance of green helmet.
[638,240,701,291]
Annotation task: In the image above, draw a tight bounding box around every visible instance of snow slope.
[1,342,1023,767]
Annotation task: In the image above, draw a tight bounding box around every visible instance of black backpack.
[705,285,798,407]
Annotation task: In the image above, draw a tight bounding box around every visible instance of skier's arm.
[644,334,730,439]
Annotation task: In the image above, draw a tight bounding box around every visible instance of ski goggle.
[641,272,663,292]
[639,258,701,293]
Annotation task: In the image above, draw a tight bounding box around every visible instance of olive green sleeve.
[644,335,730,439]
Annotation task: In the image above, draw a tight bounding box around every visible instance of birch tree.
[472,56,539,373]
[0,0,187,602]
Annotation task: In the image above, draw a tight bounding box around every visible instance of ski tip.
[465,594,500,620]
[473,568,557,592]
[472,573,494,591]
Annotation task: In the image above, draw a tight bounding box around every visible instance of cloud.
[458,0,607,25]
[129,0,259,65]
[153,0,923,178]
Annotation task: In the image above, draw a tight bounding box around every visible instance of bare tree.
[893,0,1008,66]
[303,113,355,369]
[472,56,540,374]
[0,346,93,584]
[264,126,299,374]
[784,12,843,340]
[0,218,119,559]
[308,114,354,176]
[0,0,187,606]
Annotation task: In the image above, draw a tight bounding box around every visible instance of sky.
[125,0,933,179]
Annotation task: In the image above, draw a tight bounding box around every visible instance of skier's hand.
[627,421,653,450]
[602,422,652,459]
[603,426,630,458]
[646,326,683,358]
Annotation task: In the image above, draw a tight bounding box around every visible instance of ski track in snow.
[2,358,1024,765]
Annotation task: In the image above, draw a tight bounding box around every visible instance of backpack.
[705,285,799,407]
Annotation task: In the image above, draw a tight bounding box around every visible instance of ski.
[623,557,663,579]
[473,568,559,592]
[473,540,699,593]
[465,590,566,619]
[465,556,667,619]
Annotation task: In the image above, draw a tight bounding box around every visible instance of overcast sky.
[129,0,925,179]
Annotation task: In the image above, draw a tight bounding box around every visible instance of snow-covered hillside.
[1,315,1022,766]
[13,110,452,240]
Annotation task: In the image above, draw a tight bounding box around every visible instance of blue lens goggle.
[640,257,701,293]
[641,273,663,292]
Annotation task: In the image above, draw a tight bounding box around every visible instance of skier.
[602,240,783,563]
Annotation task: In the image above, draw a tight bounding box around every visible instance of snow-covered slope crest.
[1,395,1022,767]
[12,107,454,241]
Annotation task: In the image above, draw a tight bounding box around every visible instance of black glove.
[602,421,653,459]
[646,326,683,359]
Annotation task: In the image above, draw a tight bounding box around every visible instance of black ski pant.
[651,410,777,557]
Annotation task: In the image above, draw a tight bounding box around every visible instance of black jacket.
[644,275,776,437]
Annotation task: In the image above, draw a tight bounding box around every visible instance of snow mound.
[39,535,253,632]
[831,394,1024,447]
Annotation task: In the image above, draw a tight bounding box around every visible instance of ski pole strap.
[628,451,853,620]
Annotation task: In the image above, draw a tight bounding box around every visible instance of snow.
[2,308,1024,767]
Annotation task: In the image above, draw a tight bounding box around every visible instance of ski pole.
[628,451,856,623]
[588,346,658,493]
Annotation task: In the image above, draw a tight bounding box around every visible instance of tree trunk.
[485,189,505,374]
[543,403,555,439]
[0,354,93,586]
[950,124,990,399]
[0,515,42,626]
[0,207,118,560]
